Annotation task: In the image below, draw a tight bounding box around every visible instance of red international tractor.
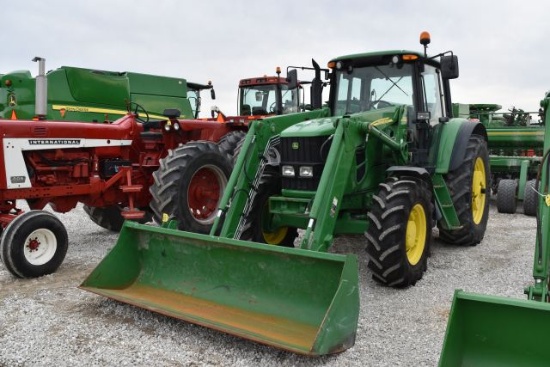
[0,60,321,279]
[0,109,244,278]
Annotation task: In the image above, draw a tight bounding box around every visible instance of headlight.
[299,166,313,177]
[282,165,295,177]
[173,122,180,130]
[164,123,171,131]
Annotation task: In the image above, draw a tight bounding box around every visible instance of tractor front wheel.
[0,210,68,278]
[365,177,433,287]
[438,135,490,246]
[150,141,232,233]
[240,171,298,247]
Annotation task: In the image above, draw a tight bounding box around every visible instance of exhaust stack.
[32,57,47,120]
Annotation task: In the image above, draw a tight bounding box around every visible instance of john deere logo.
[292,142,299,150]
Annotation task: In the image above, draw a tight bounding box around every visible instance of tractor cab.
[238,68,299,117]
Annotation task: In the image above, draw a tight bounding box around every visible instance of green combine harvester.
[0,57,213,122]
[81,33,490,355]
[439,92,550,366]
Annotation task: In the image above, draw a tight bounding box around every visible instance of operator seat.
[252,106,268,115]
[241,104,252,116]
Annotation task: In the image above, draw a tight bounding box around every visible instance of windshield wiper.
[373,67,408,103]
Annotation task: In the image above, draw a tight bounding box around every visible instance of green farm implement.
[456,103,544,215]
[81,32,490,355]
[439,92,550,366]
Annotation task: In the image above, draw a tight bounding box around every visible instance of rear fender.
[434,119,487,174]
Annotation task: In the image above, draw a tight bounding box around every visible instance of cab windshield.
[332,63,414,116]
[239,84,298,116]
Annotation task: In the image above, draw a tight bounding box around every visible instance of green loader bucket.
[439,290,550,366]
[80,221,359,355]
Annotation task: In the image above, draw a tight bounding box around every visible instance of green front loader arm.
[211,107,331,238]
[298,114,407,252]
[525,97,550,302]
[298,116,368,251]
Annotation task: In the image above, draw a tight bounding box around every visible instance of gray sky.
[4,0,547,116]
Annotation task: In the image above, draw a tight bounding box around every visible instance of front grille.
[32,126,48,136]
[280,136,332,191]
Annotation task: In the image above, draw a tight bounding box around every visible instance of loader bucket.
[439,290,550,366]
[80,221,359,355]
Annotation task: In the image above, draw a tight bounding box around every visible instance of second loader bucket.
[439,290,550,366]
[80,221,359,355]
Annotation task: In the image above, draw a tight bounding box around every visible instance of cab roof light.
[420,31,431,57]
[402,54,419,61]
[420,31,431,46]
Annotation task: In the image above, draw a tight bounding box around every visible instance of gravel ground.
[0,200,536,366]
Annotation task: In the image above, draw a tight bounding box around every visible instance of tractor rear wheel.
[523,179,538,216]
[0,210,68,278]
[240,171,298,247]
[365,177,433,287]
[438,135,490,246]
[150,141,232,234]
[496,179,517,214]
[83,205,152,232]
[217,130,247,157]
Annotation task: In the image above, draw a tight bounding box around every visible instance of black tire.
[150,141,232,234]
[438,135,490,246]
[240,171,298,247]
[231,136,247,167]
[365,177,433,288]
[523,179,538,216]
[0,210,68,278]
[217,130,247,156]
[496,179,517,214]
[83,205,153,232]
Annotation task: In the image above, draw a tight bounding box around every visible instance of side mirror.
[210,88,216,100]
[440,55,459,80]
[286,69,298,89]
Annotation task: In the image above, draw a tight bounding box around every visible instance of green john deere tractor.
[81,32,490,355]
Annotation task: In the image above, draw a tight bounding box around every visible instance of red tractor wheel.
[150,141,232,234]
[0,210,68,278]
[187,166,226,223]
[217,130,247,157]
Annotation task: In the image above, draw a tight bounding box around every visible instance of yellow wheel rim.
[261,201,288,245]
[471,157,487,224]
[263,227,288,245]
[406,203,427,266]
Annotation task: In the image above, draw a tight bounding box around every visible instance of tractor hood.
[280,105,404,138]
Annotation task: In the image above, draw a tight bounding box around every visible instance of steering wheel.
[130,102,150,123]
[269,102,277,114]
